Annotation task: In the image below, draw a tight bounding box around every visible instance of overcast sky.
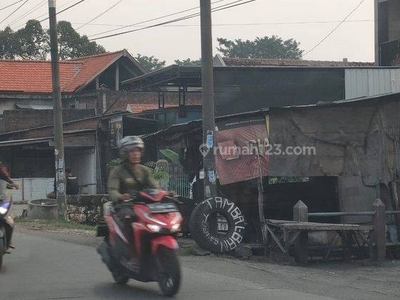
[0,0,374,64]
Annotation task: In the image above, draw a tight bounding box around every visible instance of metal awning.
[15,104,53,110]
[0,137,51,148]
[122,65,202,91]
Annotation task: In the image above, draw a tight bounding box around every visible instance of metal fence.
[168,164,191,198]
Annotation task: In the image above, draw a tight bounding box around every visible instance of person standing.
[65,168,79,195]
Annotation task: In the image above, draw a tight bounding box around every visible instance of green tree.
[0,26,18,59]
[57,21,105,59]
[0,20,106,60]
[15,20,48,59]
[217,36,303,59]
[135,54,166,71]
[174,58,201,66]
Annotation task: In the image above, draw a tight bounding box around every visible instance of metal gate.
[168,164,191,198]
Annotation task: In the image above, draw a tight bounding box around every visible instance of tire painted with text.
[189,197,246,253]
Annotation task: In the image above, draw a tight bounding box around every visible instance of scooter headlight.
[147,224,161,232]
[0,202,10,215]
[171,224,181,232]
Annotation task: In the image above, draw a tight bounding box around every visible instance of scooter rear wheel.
[112,270,129,285]
[157,246,181,297]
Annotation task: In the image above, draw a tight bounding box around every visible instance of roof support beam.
[115,62,120,91]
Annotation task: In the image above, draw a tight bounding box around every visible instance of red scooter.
[97,189,183,297]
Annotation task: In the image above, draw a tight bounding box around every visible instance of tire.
[112,270,129,285]
[0,238,3,270]
[189,197,246,253]
[157,246,181,297]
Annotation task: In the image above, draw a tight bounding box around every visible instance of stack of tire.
[189,197,246,253]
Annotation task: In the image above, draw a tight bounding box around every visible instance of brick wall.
[8,117,99,140]
[3,109,96,132]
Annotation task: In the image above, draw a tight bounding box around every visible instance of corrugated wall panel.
[390,69,400,92]
[346,69,400,99]
[345,69,368,99]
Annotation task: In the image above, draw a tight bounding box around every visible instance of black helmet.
[118,136,144,158]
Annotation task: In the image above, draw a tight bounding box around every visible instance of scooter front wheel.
[157,246,181,297]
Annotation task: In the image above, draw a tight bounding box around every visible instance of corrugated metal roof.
[222,57,375,67]
[143,91,400,140]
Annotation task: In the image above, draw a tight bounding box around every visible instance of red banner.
[215,116,269,185]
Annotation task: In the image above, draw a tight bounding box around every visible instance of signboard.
[110,116,123,148]
[214,116,269,185]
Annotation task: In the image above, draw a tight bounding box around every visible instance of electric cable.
[74,19,372,28]
[76,0,125,30]
[8,0,47,26]
[0,0,25,12]
[88,0,227,39]
[90,0,255,42]
[302,0,366,57]
[0,0,29,26]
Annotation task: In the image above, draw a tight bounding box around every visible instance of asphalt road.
[0,229,399,300]
[0,230,336,300]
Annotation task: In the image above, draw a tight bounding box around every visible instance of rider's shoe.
[127,257,139,270]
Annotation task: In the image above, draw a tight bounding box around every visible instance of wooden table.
[266,219,374,264]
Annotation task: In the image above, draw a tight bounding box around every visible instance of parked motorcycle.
[96,189,183,297]
[0,184,15,270]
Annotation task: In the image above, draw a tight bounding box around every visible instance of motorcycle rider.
[107,136,159,236]
[0,160,20,252]
[108,135,159,203]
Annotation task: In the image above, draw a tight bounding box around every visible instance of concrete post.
[293,200,308,264]
[293,200,308,222]
[372,198,386,261]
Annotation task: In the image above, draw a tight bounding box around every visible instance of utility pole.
[48,0,67,220]
[200,0,217,199]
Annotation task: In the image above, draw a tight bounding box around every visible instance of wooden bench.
[266,219,373,263]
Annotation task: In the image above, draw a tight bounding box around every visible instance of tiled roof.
[0,51,127,93]
[222,57,375,67]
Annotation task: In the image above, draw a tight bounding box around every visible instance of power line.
[0,0,29,26]
[76,0,124,30]
[0,0,87,45]
[90,0,255,42]
[0,0,25,12]
[8,0,47,26]
[56,0,86,18]
[23,0,86,25]
[75,19,372,28]
[88,0,227,39]
[13,0,77,29]
[302,0,366,57]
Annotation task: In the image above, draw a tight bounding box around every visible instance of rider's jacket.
[107,161,159,203]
